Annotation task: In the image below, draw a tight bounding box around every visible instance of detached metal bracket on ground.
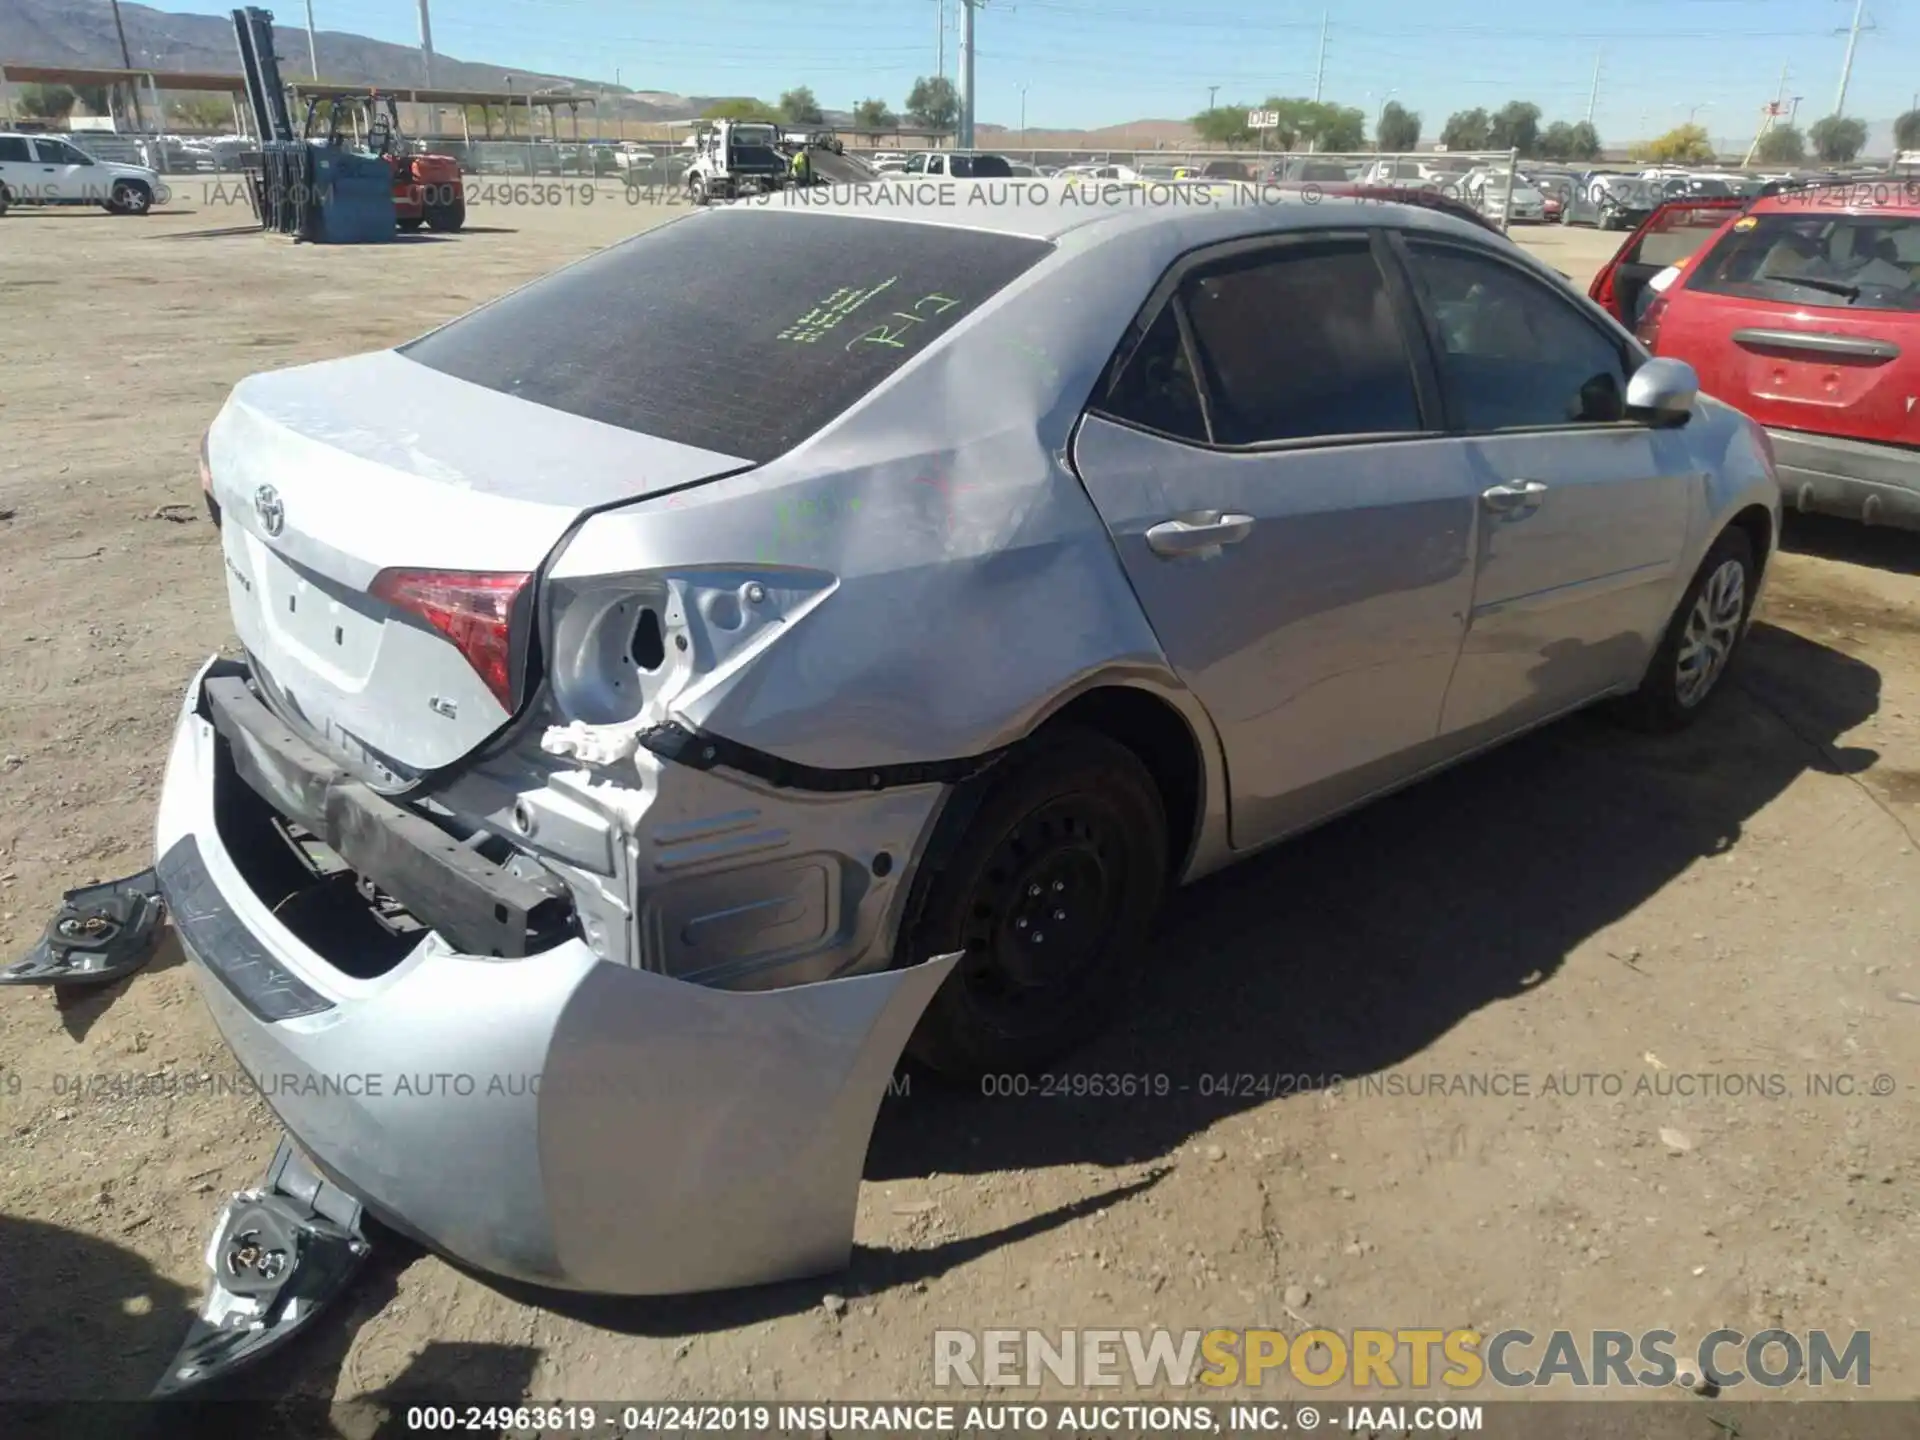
[0,869,167,987]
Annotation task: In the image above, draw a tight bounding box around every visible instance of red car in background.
[1595,185,1920,531]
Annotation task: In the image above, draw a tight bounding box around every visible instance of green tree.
[1754,125,1806,164]
[1304,101,1366,152]
[1439,107,1491,151]
[1376,100,1421,152]
[16,84,78,120]
[1896,108,1920,153]
[852,97,894,131]
[463,103,495,138]
[1632,123,1714,164]
[1567,120,1602,160]
[1537,120,1576,159]
[703,96,776,122]
[1487,100,1543,157]
[1808,114,1867,163]
[904,75,959,132]
[778,86,824,125]
[1192,104,1257,147]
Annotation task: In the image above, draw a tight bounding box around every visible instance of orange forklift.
[297,86,466,231]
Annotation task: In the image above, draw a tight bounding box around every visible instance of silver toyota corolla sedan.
[148,181,1779,1383]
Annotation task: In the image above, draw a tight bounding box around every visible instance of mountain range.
[0,0,729,121]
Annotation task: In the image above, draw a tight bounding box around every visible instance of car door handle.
[1144,512,1256,557]
[1481,481,1548,516]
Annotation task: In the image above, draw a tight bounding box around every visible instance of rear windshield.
[400,209,1054,462]
[1687,212,1920,312]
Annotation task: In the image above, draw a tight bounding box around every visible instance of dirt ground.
[1,183,1916,1410]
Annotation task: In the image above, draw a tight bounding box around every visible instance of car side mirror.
[1625,357,1698,427]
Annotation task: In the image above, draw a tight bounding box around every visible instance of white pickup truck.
[0,132,170,214]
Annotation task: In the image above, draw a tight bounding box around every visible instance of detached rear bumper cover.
[156,656,958,1295]
[1769,427,1920,531]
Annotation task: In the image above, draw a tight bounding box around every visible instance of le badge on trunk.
[0,869,167,987]
[153,1137,370,1397]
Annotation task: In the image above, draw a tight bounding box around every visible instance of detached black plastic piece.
[153,1137,371,1397]
[0,869,166,987]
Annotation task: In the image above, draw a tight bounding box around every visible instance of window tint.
[1686,212,1920,313]
[1178,238,1424,445]
[32,139,82,164]
[0,136,30,162]
[401,210,1052,463]
[1404,241,1629,430]
[1097,304,1208,443]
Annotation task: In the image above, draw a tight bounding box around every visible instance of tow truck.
[682,118,788,204]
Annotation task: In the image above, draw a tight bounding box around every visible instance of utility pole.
[958,0,977,149]
[416,0,438,133]
[937,0,946,83]
[1313,11,1329,103]
[1019,81,1027,146]
[107,0,146,131]
[303,0,319,78]
[1585,49,1601,125]
[1833,0,1869,118]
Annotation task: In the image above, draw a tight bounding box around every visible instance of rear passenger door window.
[1176,236,1427,445]
[1400,239,1632,432]
[1095,304,1209,443]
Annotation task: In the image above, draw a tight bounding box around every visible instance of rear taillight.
[199,430,220,528]
[1636,292,1670,351]
[369,569,530,710]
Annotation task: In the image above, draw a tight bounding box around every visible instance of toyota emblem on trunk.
[254,485,285,537]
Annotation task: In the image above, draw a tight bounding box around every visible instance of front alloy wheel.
[1674,555,1747,709]
[1609,526,1758,732]
[109,180,152,215]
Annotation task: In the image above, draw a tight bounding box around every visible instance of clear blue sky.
[168,0,1916,145]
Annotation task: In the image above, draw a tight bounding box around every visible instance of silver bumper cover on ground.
[155,657,958,1303]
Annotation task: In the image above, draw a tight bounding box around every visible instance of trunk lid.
[207,350,751,779]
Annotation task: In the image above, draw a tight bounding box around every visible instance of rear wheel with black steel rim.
[1609,527,1758,732]
[899,726,1168,1078]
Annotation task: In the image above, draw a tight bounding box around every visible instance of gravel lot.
[1,182,1916,1408]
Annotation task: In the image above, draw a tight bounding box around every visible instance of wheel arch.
[993,670,1231,887]
[1724,502,1774,585]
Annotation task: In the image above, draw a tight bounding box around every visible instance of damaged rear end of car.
[148,198,1157,1391]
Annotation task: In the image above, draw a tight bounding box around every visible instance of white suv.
[0,132,171,215]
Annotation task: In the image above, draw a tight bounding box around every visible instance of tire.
[397,215,425,231]
[108,180,152,215]
[0,185,9,216]
[423,199,464,231]
[688,174,708,206]
[897,725,1169,1078]
[1609,527,1758,733]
